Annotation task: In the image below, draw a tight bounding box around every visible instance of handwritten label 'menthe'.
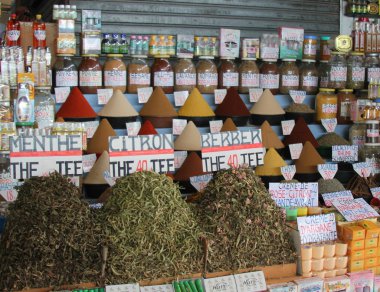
[268,182,318,207]
[297,213,337,244]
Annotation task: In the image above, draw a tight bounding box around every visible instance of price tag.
[82,154,97,173]
[332,145,358,162]
[174,91,189,106]
[281,165,296,180]
[82,121,99,139]
[209,120,224,133]
[322,190,354,207]
[172,119,187,135]
[54,87,70,103]
[318,164,338,180]
[190,173,213,192]
[289,90,306,104]
[103,170,116,186]
[174,151,187,169]
[353,162,372,178]
[281,120,295,136]
[249,88,263,102]
[214,89,227,104]
[126,121,141,136]
[321,118,337,133]
[371,187,380,199]
[137,87,153,104]
[97,88,113,105]
[289,143,303,160]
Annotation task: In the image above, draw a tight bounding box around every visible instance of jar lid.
[366,53,379,57]
[131,54,148,58]
[242,57,257,61]
[57,54,75,57]
[338,89,354,93]
[199,56,215,59]
[106,54,123,57]
[320,36,331,41]
[220,56,235,60]
[304,35,318,40]
[320,60,329,63]
[262,59,277,62]
[82,54,99,57]
[365,143,380,146]
[154,55,170,58]
[282,58,296,62]
[350,52,364,56]
[319,88,335,92]
[331,51,346,55]
[301,59,316,62]
[365,120,380,124]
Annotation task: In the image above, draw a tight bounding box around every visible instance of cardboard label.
[106,284,140,292]
[321,118,337,133]
[353,162,372,178]
[97,88,113,105]
[82,154,97,173]
[109,134,175,177]
[318,163,338,180]
[140,284,174,292]
[322,190,354,207]
[82,121,99,139]
[137,87,153,104]
[103,170,116,186]
[289,90,306,104]
[234,271,267,292]
[203,275,238,292]
[126,121,141,137]
[371,187,380,199]
[297,213,337,244]
[172,119,187,135]
[249,88,263,103]
[201,130,265,172]
[268,182,319,207]
[174,151,187,169]
[9,135,83,180]
[289,143,303,160]
[173,91,189,107]
[214,89,227,104]
[190,173,213,192]
[333,198,379,221]
[209,120,224,134]
[54,87,71,103]
[280,165,296,181]
[332,145,358,162]
[281,120,295,136]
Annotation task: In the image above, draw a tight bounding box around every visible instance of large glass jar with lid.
[299,59,318,94]
[337,89,355,124]
[349,122,366,148]
[365,53,380,85]
[103,54,127,93]
[53,54,78,88]
[279,59,299,94]
[328,51,347,89]
[347,52,365,90]
[78,55,102,94]
[359,143,380,174]
[218,58,239,90]
[127,56,150,93]
[260,59,280,95]
[315,88,337,122]
[174,57,196,92]
[34,87,55,129]
[196,56,218,94]
[151,55,174,94]
[318,61,330,88]
[238,58,259,93]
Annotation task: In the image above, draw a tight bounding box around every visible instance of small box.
[365,257,378,268]
[377,247,380,257]
[219,28,240,58]
[359,220,380,238]
[348,271,374,292]
[140,284,173,292]
[203,275,238,292]
[343,225,365,241]
[233,271,266,292]
[241,38,260,59]
[260,34,279,59]
[365,237,378,248]
[82,10,101,32]
[375,276,380,289]
[294,277,323,292]
[267,282,297,292]
[176,34,194,58]
[278,27,304,60]
[368,267,377,274]
[57,19,75,34]
[81,32,101,55]
[56,36,76,55]
[349,259,364,272]
[377,267,380,275]
[348,249,365,260]
[347,240,365,251]
[323,275,350,292]
[365,248,378,258]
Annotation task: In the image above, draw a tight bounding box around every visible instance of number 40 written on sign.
[136,160,150,172]
[227,154,239,168]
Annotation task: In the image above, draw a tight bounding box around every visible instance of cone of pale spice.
[174,121,202,151]
[87,118,116,156]
[249,89,285,125]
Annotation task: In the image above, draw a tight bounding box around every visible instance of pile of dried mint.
[0,173,100,291]
[317,132,350,147]
[100,171,203,284]
[318,178,346,195]
[285,103,315,113]
[195,166,296,272]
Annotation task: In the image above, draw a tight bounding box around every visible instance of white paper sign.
[54,87,71,103]
[209,120,224,134]
[190,173,213,191]
[249,88,263,103]
[353,162,372,178]
[333,198,380,222]
[321,118,337,133]
[0,172,21,201]
[172,119,187,135]
[371,187,380,199]
[137,87,153,104]
[332,145,358,162]
[214,89,227,104]
[174,151,188,169]
[106,284,140,292]
[268,182,319,207]
[318,164,338,180]
[289,90,306,104]
[280,165,296,181]
[297,213,337,244]
[97,88,113,105]
[82,154,97,173]
[174,91,189,106]
[234,271,267,292]
[322,190,354,207]
[126,121,141,137]
[289,143,303,160]
[281,120,295,136]
[82,121,99,139]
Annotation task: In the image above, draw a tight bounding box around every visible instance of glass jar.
[328,52,347,89]
[127,56,150,93]
[53,54,78,88]
[103,54,127,93]
[337,89,355,124]
[34,87,55,129]
[349,122,366,148]
[347,52,365,90]
[365,53,380,85]
[320,36,331,61]
[238,58,260,93]
[318,61,330,89]
[151,56,174,94]
[218,58,239,90]
[315,88,337,122]
[303,35,318,60]
[78,55,102,94]
[174,57,196,92]
[299,59,318,94]
[359,143,380,174]
[260,59,280,95]
[279,59,299,94]
[196,57,218,94]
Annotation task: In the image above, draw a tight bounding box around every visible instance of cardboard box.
[56,36,76,55]
[348,259,364,272]
[278,27,304,60]
[365,237,378,248]
[359,220,380,238]
[219,28,240,58]
[343,225,365,241]
[365,248,378,258]
[233,271,266,292]
[348,271,374,292]
[241,38,260,59]
[377,267,380,275]
[365,257,378,268]
[203,275,237,292]
[347,240,365,251]
[294,277,323,292]
[323,275,350,292]
[140,284,173,292]
[82,10,101,32]
[348,249,365,260]
[81,32,101,55]
[176,34,194,58]
[377,247,380,257]
[57,19,75,34]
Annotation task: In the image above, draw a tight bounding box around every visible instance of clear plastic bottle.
[318,61,330,88]
[119,34,128,54]
[34,87,55,129]
[136,35,143,55]
[52,5,59,20]
[142,36,149,55]
[110,34,119,54]
[130,35,137,55]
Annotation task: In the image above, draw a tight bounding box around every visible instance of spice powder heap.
[174,152,207,181]
[260,121,285,149]
[255,147,287,176]
[215,87,250,117]
[138,120,158,135]
[283,116,319,148]
[178,87,215,117]
[174,121,202,151]
[86,118,116,154]
[56,87,96,119]
[139,87,178,117]
[220,118,238,132]
[250,89,285,115]
[295,141,325,174]
[317,132,350,147]
[83,151,110,185]
[98,89,138,117]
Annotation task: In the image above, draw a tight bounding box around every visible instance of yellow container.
[348,249,365,261]
[315,89,337,122]
[364,257,377,268]
[359,220,380,239]
[365,248,377,258]
[297,207,308,217]
[348,259,364,272]
[343,225,365,241]
[348,240,365,251]
[377,266,380,275]
[378,248,380,257]
[308,207,322,215]
[365,238,378,248]
[367,267,377,275]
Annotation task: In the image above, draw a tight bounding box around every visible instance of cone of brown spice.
[221,118,238,132]
[283,116,319,148]
[260,121,285,150]
[83,151,110,198]
[87,118,116,156]
[295,141,325,174]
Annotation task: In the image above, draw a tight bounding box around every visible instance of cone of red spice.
[138,120,158,135]
[283,116,319,148]
[215,88,250,117]
[174,152,207,181]
[56,87,96,119]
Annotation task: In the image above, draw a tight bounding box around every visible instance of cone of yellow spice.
[255,148,287,176]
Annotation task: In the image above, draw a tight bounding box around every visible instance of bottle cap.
[36,14,42,19]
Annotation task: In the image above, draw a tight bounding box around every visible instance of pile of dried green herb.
[318,178,346,195]
[195,166,296,272]
[0,173,101,291]
[317,132,350,147]
[285,103,315,113]
[100,171,203,284]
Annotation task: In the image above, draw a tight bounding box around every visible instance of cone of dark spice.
[283,116,319,148]
[261,121,285,150]
[215,87,250,126]
[138,120,158,135]
[83,151,110,199]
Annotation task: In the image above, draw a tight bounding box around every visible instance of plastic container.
[302,260,312,273]
[279,59,299,94]
[315,88,337,122]
[312,244,324,259]
[260,59,280,95]
[238,58,259,93]
[311,259,324,271]
[151,56,174,94]
[219,58,239,90]
[303,35,318,60]
[127,56,150,93]
[320,36,331,61]
[103,54,127,93]
[301,245,313,260]
[78,54,102,94]
[324,242,336,258]
[347,52,365,90]
[335,256,348,269]
[323,257,336,270]
[337,89,355,124]
[196,57,218,94]
[174,57,196,92]
[300,59,318,94]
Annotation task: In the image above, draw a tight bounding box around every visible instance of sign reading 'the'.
[109,134,175,177]
[201,130,265,172]
[10,135,83,179]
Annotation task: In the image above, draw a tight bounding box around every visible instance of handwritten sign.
[333,198,379,222]
[190,173,213,192]
[174,151,187,169]
[172,119,187,135]
[353,162,372,178]
[297,213,337,244]
[137,87,153,104]
[82,121,99,139]
[209,120,224,133]
[318,164,338,180]
[289,143,303,160]
[97,88,113,105]
[109,134,175,177]
[249,88,263,102]
[126,121,141,137]
[214,89,227,104]
[54,87,70,103]
[289,90,306,104]
[281,120,295,136]
[268,182,319,207]
[281,165,296,181]
[322,190,354,207]
[332,145,358,162]
[371,187,380,199]
[174,91,189,106]
[82,154,97,173]
[9,135,83,179]
[103,170,116,186]
[201,130,265,172]
[0,172,21,201]
[106,284,140,292]
[321,118,337,133]
[234,271,267,292]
